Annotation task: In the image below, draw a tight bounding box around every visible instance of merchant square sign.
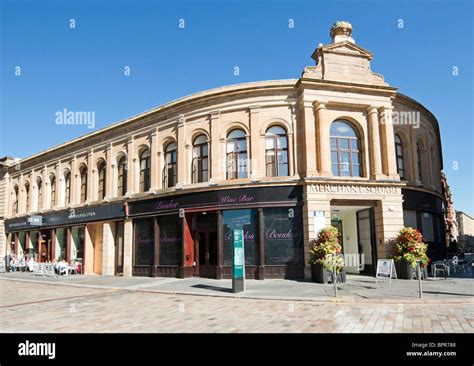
[307,184,401,195]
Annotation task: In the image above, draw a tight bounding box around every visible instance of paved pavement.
[0,272,473,303]
[0,279,473,333]
[0,273,473,333]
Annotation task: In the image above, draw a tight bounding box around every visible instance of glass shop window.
[264,207,303,265]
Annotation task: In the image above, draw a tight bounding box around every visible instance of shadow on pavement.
[191,284,233,293]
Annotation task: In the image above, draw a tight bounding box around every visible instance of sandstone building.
[0,22,446,279]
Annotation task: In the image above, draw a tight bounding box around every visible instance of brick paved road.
[1,280,473,333]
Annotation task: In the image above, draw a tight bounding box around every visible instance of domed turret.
[330,21,355,43]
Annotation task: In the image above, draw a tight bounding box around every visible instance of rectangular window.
[223,209,258,266]
[71,226,85,262]
[159,215,182,265]
[17,232,25,258]
[421,212,435,242]
[264,207,303,265]
[29,231,39,260]
[403,210,418,229]
[55,228,67,261]
[134,219,154,265]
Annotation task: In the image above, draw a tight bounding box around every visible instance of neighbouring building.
[456,211,474,253]
[0,21,447,279]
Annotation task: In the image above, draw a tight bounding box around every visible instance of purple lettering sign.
[265,229,294,240]
[154,200,179,210]
[160,235,181,244]
[220,194,255,204]
[224,231,255,242]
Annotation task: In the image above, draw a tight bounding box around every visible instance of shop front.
[128,185,304,279]
[4,202,125,275]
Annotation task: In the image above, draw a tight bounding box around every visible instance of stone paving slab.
[0,272,473,304]
[0,280,472,333]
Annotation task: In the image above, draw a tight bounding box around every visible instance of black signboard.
[128,185,303,216]
[4,202,125,232]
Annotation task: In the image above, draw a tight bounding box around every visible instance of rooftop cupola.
[330,21,355,44]
[301,21,388,87]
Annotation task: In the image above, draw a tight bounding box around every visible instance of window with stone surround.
[192,135,209,183]
[395,134,405,180]
[139,148,151,192]
[265,126,288,177]
[226,129,248,179]
[330,120,362,177]
[163,142,177,188]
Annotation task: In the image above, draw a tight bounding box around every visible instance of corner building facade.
[0,22,446,280]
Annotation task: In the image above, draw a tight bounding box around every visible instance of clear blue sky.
[1,0,473,214]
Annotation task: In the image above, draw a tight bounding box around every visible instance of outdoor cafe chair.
[432,261,449,278]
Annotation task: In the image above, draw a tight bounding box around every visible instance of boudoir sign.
[308,184,401,195]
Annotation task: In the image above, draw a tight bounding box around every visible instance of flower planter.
[395,260,428,280]
[311,263,346,284]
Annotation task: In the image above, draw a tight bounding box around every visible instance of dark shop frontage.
[128,185,304,280]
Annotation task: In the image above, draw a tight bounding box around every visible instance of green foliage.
[393,227,429,268]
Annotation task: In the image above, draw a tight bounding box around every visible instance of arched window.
[192,135,209,183]
[12,186,19,215]
[416,142,423,183]
[394,134,405,180]
[139,149,151,192]
[97,161,106,200]
[117,156,127,196]
[36,178,42,210]
[24,182,30,212]
[50,175,56,208]
[265,126,288,177]
[163,142,177,188]
[64,171,71,205]
[79,166,88,203]
[330,121,362,177]
[226,129,247,179]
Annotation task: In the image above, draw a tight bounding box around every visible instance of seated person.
[26,258,36,272]
[18,257,26,272]
[9,257,18,272]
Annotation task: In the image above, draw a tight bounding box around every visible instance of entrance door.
[357,208,377,276]
[115,222,124,275]
[39,231,51,262]
[196,231,217,278]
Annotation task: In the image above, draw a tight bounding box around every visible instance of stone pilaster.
[209,110,221,182]
[84,225,94,275]
[176,114,186,186]
[374,196,404,259]
[87,151,94,202]
[123,219,133,277]
[70,156,77,205]
[367,107,384,179]
[105,144,113,199]
[379,107,399,179]
[315,102,331,176]
[301,100,317,177]
[101,222,115,275]
[42,166,48,209]
[126,137,135,195]
[248,105,262,179]
[150,128,159,190]
[302,185,332,280]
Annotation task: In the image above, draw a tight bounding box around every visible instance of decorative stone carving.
[302,21,388,87]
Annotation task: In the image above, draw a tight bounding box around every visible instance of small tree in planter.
[393,227,429,280]
[309,226,346,283]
